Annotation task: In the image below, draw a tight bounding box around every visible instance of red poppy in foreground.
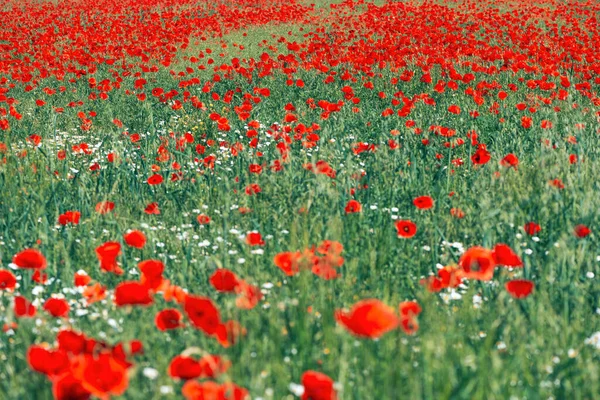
[209,269,240,293]
[413,195,434,210]
[13,248,47,270]
[245,231,265,246]
[147,174,164,185]
[95,242,123,275]
[301,370,337,400]
[492,244,523,267]
[395,220,417,238]
[458,246,496,281]
[335,299,399,339]
[155,309,184,331]
[71,352,129,399]
[43,298,70,318]
[114,282,153,307]
[505,279,535,298]
[124,230,146,248]
[0,270,17,291]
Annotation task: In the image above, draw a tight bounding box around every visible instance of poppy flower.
[214,320,246,348]
[147,174,164,185]
[95,201,115,214]
[58,210,81,225]
[197,354,231,379]
[184,295,221,335]
[197,214,211,225]
[399,301,422,335]
[13,248,47,270]
[234,281,263,309]
[395,220,417,238]
[95,242,123,275]
[458,246,496,281]
[274,251,302,276]
[83,283,107,305]
[505,279,534,298]
[155,309,184,331]
[114,282,153,306]
[27,346,70,377]
[74,271,92,287]
[124,230,146,248]
[138,259,165,290]
[0,270,17,291]
[245,231,265,246]
[168,355,202,380]
[524,222,541,235]
[574,224,591,238]
[52,373,91,400]
[492,244,523,267]
[14,295,36,318]
[344,199,362,214]
[335,299,399,339]
[209,269,240,293]
[145,202,160,214]
[71,353,129,398]
[43,298,70,317]
[413,196,434,210]
[500,153,519,168]
[301,370,337,400]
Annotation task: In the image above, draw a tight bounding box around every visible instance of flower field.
[0,0,599,398]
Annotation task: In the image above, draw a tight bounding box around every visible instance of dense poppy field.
[1,0,600,398]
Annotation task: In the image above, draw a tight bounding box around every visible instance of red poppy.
[83,283,107,305]
[0,270,17,291]
[147,174,164,185]
[500,153,519,168]
[524,222,541,235]
[58,210,81,225]
[209,269,240,293]
[214,320,246,348]
[43,298,70,317]
[74,271,92,287]
[274,251,302,276]
[71,352,129,398]
[458,247,496,281]
[124,230,146,249]
[197,214,211,225]
[492,244,523,267]
[155,309,184,331]
[114,282,153,306]
[301,370,337,400]
[95,242,123,275]
[245,231,265,246]
[52,373,91,400]
[399,301,422,335]
[95,201,115,214]
[505,279,534,299]
[574,224,591,238]
[344,199,362,214]
[168,355,202,380]
[138,259,165,290]
[184,295,221,335]
[27,346,70,377]
[13,248,47,270]
[335,299,399,339]
[145,202,160,214]
[197,354,231,379]
[14,295,36,318]
[234,281,263,309]
[413,196,434,210]
[395,220,417,238]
